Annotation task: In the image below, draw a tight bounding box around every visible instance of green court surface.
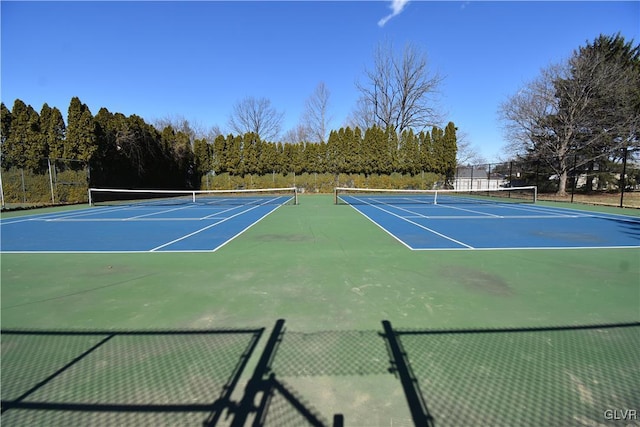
[1,195,639,426]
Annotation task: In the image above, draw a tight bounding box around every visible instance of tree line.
[1,96,458,190]
[500,33,639,195]
[1,97,199,189]
[203,123,457,179]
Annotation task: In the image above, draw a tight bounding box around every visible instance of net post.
[533,186,537,203]
[294,187,299,205]
[88,188,93,206]
[434,190,438,205]
[334,187,338,205]
[192,191,196,203]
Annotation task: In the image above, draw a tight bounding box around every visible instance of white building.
[453,166,506,190]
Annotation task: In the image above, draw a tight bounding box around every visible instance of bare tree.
[354,41,444,134]
[154,114,210,142]
[301,82,332,143]
[500,42,638,194]
[345,96,376,131]
[455,131,487,166]
[227,97,284,141]
[500,62,579,194]
[206,125,223,142]
[281,124,310,144]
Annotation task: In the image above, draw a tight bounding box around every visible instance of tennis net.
[89,187,298,207]
[334,186,537,205]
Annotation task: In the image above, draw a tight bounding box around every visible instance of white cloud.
[378,0,410,27]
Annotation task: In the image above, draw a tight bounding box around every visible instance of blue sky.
[2,1,638,162]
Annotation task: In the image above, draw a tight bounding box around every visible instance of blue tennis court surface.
[341,196,640,250]
[0,196,291,253]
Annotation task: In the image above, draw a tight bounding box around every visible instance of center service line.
[149,197,283,252]
[350,196,474,249]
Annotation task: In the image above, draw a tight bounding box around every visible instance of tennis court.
[335,187,640,250]
[1,191,639,426]
[0,189,297,253]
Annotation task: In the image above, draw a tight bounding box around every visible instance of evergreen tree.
[40,104,66,160]
[193,137,211,178]
[93,108,120,187]
[384,126,399,174]
[342,127,359,174]
[173,131,194,187]
[275,142,285,174]
[303,142,319,174]
[352,127,363,174]
[242,132,260,176]
[1,102,11,147]
[3,100,27,168]
[398,129,420,175]
[418,130,433,173]
[66,97,97,162]
[283,142,303,175]
[3,99,45,171]
[0,102,10,173]
[327,130,341,175]
[226,134,243,176]
[316,141,328,174]
[431,126,445,174]
[159,125,181,187]
[442,122,458,182]
[24,104,46,171]
[261,141,280,176]
[363,125,387,175]
[212,134,227,174]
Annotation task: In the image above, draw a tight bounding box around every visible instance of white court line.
[349,196,474,249]
[123,204,196,220]
[150,196,286,252]
[125,202,250,221]
[0,205,132,224]
[434,203,502,218]
[403,214,583,220]
[353,195,502,219]
[410,245,640,251]
[344,206,414,250]
[43,218,214,222]
[40,204,148,221]
[491,203,593,217]
[212,203,286,252]
[3,244,638,254]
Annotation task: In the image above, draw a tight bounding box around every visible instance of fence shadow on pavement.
[2,320,638,426]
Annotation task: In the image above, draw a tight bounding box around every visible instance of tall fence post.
[571,155,577,203]
[20,169,26,203]
[620,147,628,208]
[509,162,513,187]
[47,158,55,204]
[0,168,4,209]
[487,163,492,189]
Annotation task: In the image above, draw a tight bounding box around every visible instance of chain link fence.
[1,159,89,210]
[455,150,639,208]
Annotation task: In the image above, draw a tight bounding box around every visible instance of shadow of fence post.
[381,320,434,427]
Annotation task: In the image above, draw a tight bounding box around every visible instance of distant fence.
[457,151,640,208]
[2,154,638,210]
[1,159,89,210]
